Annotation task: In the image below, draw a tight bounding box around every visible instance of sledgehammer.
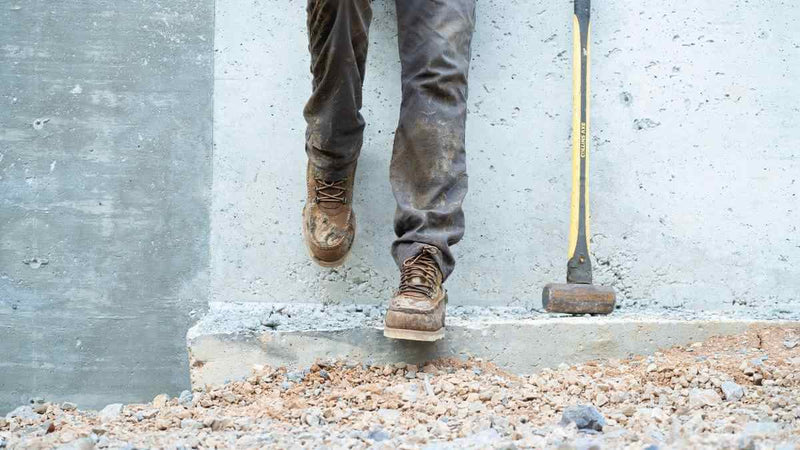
[542,0,616,315]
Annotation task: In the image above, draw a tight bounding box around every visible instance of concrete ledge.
[187,302,799,387]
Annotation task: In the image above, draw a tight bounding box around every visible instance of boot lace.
[397,247,440,298]
[315,178,348,204]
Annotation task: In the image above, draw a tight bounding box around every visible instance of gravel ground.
[2,326,799,449]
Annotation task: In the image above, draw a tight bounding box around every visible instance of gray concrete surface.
[2,0,799,416]
[188,302,800,387]
[212,0,800,313]
[0,1,213,413]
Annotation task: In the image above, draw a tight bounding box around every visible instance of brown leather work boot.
[384,245,447,341]
[302,162,356,267]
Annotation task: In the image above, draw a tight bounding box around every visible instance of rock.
[743,421,781,438]
[784,340,797,349]
[377,409,401,425]
[235,417,254,430]
[468,402,485,413]
[152,394,169,408]
[737,436,757,450]
[649,427,666,442]
[155,418,171,430]
[304,411,322,427]
[5,405,38,420]
[401,384,419,403]
[491,392,507,405]
[721,381,744,401]
[42,421,55,433]
[178,390,194,407]
[32,402,49,414]
[490,415,512,436]
[621,405,637,417]
[610,391,627,404]
[439,381,456,393]
[559,405,606,431]
[139,409,158,420]
[442,428,502,448]
[98,403,124,422]
[57,437,95,450]
[423,375,435,397]
[61,402,78,412]
[318,369,330,380]
[368,428,390,442]
[286,371,304,382]
[181,419,202,429]
[210,418,233,431]
[688,388,721,409]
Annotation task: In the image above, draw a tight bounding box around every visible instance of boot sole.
[383,326,445,342]
[308,250,349,268]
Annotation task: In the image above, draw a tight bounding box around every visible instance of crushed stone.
[2,327,799,449]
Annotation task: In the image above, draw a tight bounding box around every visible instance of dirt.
[2,326,798,449]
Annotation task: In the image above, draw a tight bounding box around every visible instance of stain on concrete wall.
[0,1,213,413]
[211,0,799,314]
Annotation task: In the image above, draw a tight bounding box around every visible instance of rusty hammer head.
[542,283,616,315]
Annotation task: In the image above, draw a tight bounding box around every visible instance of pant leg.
[304,0,372,178]
[390,0,477,280]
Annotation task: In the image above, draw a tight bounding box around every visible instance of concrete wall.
[212,0,800,313]
[0,1,213,413]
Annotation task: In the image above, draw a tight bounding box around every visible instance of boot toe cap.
[303,207,355,263]
[385,296,445,332]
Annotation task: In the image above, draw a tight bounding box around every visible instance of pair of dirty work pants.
[304,0,476,280]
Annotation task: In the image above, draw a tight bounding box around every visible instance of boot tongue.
[402,275,432,299]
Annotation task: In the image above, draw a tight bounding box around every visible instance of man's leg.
[302,0,372,266]
[389,0,476,279]
[384,0,476,341]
